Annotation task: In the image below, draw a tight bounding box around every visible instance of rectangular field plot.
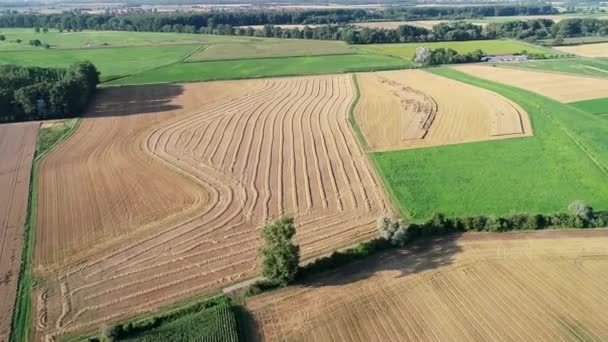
[108,54,409,85]
[248,230,608,342]
[188,39,353,61]
[0,28,207,50]
[500,58,608,78]
[0,45,200,81]
[454,64,608,102]
[555,42,608,58]
[0,122,38,341]
[355,70,532,151]
[371,67,608,219]
[35,76,391,340]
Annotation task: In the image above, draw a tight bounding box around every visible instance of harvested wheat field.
[248,229,608,342]
[555,42,608,58]
[0,122,38,341]
[454,64,608,103]
[355,70,532,151]
[36,75,391,340]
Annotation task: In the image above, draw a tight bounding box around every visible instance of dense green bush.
[0,62,99,123]
[243,279,282,297]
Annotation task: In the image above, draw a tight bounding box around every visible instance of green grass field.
[108,54,409,85]
[501,58,608,77]
[0,45,200,81]
[356,39,552,60]
[188,39,354,61]
[568,97,608,115]
[370,68,608,220]
[0,28,213,50]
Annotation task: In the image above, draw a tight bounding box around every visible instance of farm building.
[482,54,528,62]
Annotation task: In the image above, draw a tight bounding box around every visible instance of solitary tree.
[414,46,431,65]
[568,200,594,222]
[0,35,5,41]
[34,26,40,33]
[258,216,300,285]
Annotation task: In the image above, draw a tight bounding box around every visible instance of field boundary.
[537,105,608,176]
[347,73,410,218]
[185,51,359,63]
[496,60,608,80]
[103,63,411,87]
[9,119,81,342]
[99,44,205,84]
[433,67,608,176]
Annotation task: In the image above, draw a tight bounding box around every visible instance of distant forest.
[0,4,556,29]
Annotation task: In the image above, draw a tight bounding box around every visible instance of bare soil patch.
[355,70,532,151]
[248,229,608,341]
[0,122,38,341]
[36,75,391,340]
[555,42,608,58]
[454,64,608,103]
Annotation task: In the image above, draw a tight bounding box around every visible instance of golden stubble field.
[355,70,532,151]
[0,122,38,341]
[554,42,608,58]
[454,64,608,103]
[34,75,392,340]
[248,230,608,342]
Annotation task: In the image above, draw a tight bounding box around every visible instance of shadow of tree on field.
[300,233,464,289]
[89,84,184,118]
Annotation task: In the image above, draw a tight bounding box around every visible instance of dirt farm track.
[248,230,608,342]
[0,122,38,341]
[34,75,392,339]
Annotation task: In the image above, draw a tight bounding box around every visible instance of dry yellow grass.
[248,230,608,342]
[554,42,608,58]
[454,64,608,103]
[355,70,532,151]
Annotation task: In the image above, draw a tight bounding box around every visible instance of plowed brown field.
[248,230,608,342]
[36,75,391,340]
[0,122,38,341]
[355,70,532,151]
[454,64,608,102]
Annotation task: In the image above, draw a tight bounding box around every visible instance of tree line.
[248,200,606,295]
[485,17,608,42]
[0,4,555,31]
[0,62,99,123]
[414,47,485,66]
[240,18,607,44]
[247,201,606,295]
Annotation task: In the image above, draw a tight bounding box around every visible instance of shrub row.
[297,204,606,280]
